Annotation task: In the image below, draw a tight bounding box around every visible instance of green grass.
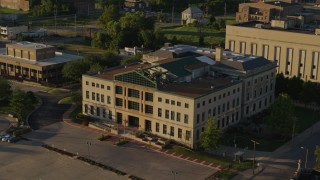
[63,41,108,55]
[168,145,251,171]
[58,96,73,104]
[69,106,83,124]
[162,25,225,47]
[0,7,28,14]
[41,88,69,95]
[212,170,237,180]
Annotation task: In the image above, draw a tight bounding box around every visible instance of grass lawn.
[58,96,73,104]
[167,145,252,171]
[222,106,319,152]
[0,7,28,14]
[42,88,69,95]
[69,106,83,124]
[162,25,225,47]
[61,41,108,55]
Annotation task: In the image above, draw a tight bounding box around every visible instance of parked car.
[1,134,11,142]
[7,136,20,143]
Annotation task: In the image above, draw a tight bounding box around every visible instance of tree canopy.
[30,0,76,17]
[0,77,12,105]
[267,93,294,138]
[199,115,222,150]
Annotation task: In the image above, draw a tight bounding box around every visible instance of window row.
[157,108,189,124]
[85,81,111,90]
[155,123,191,141]
[196,88,240,108]
[86,91,111,104]
[158,97,189,108]
[84,105,112,119]
[116,86,153,102]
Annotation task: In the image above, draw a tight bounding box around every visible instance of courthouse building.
[82,45,276,148]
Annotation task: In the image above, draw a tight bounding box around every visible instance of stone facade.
[0,0,29,11]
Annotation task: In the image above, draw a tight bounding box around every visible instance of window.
[156,123,159,132]
[158,108,162,117]
[197,103,200,108]
[202,101,205,106]
[171,111,175,120]
[186,130,190,141]
[213,107,216,116]
[163,125,167,134]
[170,126,174,136]
[185,103,189,108]
[177,102,181,106]
[202,112,205,122]
[101,94,105,102]
[128,101,140,110]
[223,93,226,98]
[116,98,123,106]
[196,130,200,140]
[86,81,89,85]
[246,106,249,114]
[108,110,112,119]
[107,86,111,90]
[214,97,216,102]
[128,89,140,98]
[92,82,95,87]
[184,114,189,124]
[103,109,106,118]
[101,85,104,89]
[84,104,88,113]
[145,92,153,102]
[96,93,100,101]
[107,96,111,104]
[178,128,182,138]
[209,99,212,104]
[165,99,169,104]
[197,114,200,123]
[171,100,175,105]
[86,91,89,99]
[237,98,240,106]
[145,105,153,114]
[116,112,122,123]
[96,83,100,88]
[165,110,169,119]
[116,86,123,94]
[90,106,94,115]
[96,107,100,116]
[177,112,181,122]
[158,97,162,102]
[92,92,95,100]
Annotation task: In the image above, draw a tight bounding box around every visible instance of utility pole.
[172,0,174,24]
[251,140,260,175]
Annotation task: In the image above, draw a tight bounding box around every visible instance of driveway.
[23,122,216,180]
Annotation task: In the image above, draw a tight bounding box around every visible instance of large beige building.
[82,45,276,148]
[226,22,320,82]
[0,41,82,82]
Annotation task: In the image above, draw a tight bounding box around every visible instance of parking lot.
[19,122,215,180]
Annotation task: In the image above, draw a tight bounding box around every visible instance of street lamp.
[171,171,178,180]
[301,146,309,169]
[87,141,92,159]
[251,140,260,175]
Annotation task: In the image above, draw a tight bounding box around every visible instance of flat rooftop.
[232,21,318,35]
[0,49,82,67]
[160,76,240,98]
[6,41,53,50]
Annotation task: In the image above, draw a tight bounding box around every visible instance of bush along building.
[82,44,276,149]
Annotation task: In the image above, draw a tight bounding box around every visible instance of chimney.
[215,46,224,62]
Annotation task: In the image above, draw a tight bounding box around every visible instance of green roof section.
[160,57,201,77]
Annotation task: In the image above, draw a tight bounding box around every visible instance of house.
[181,6,204,25]
[0,0,29,11]
[0,25,28,40]
[124,0,146,12]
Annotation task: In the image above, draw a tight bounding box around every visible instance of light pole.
[251,140,260,175]
[87,141,92,159]
[171,171,178,180]
[301,146,309,169]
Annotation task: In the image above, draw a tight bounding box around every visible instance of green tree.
[199,115,222,150]
[62,60,90,81]
[267,93,294,138]
[0,77,12,104]
[315,145,320,171]
[300,81,317,104]
[98,5,120,27]
[275,73,288,96]
[120,54,142,65]
[287,76,303,99]
[10,90,36,125]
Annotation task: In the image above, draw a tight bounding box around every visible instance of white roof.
[182,6,203,14]
[196,56,216,65]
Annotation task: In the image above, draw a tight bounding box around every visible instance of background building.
[0,41,82,82]
[181,6,204,25]
[82,45,276,148]
[0,0,29,11]
[0,25,28,40]
[236,0,303,23]
[225,21,320,82]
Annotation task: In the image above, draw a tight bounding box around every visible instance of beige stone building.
[225,22,320,82]
[0,41,82,82]
[82,45,276,148]
[181,6,204,25]
[0,0,29,11]
[236,0,303,23]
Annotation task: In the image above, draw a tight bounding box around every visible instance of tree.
[0,77,12,104]
[287,76,303,99]
[120,54,142,65]
[267,93,294,138]
[199,115,222,150]
[62,60,90,81]
[98,5,120,27]
[10,90,36,125]
[300,81,318,104]
[275,73,288,96]
[315,145,320,171]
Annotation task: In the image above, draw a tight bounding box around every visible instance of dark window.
[163,125,167,134]
[165,99,169,104]
[202,112,205,122]
[116,98,123,106]
[107,86,110,90]
[158,108,162,117]
[96,107,100,116]
[86,81,89,85]
[197,114,200,123]
[116,86,123,94]
[101,94,105,102]
[177,112,181,122]
[96,93,100,101]
[158,97,162,102]
[145,92,153,102]
[128,101,139,110]
[145,105,153,114]
[171,100,175,105]
[197,103,200,108]
[165,110,169,119]
[177,101,181,106]
[156,123,159,132]
[186,130,190,140]
[184,114,188,124]
[170,126,174,136]
[171,111,175,120]
[128,88,140,98]
[178,128,182,138]
[92,92,95,100]
[86,91,89,99]
[101,85,105,89]
[185,103,189,108]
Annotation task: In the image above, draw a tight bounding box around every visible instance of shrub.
[98,134,111,141]
[115,139,128,146]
